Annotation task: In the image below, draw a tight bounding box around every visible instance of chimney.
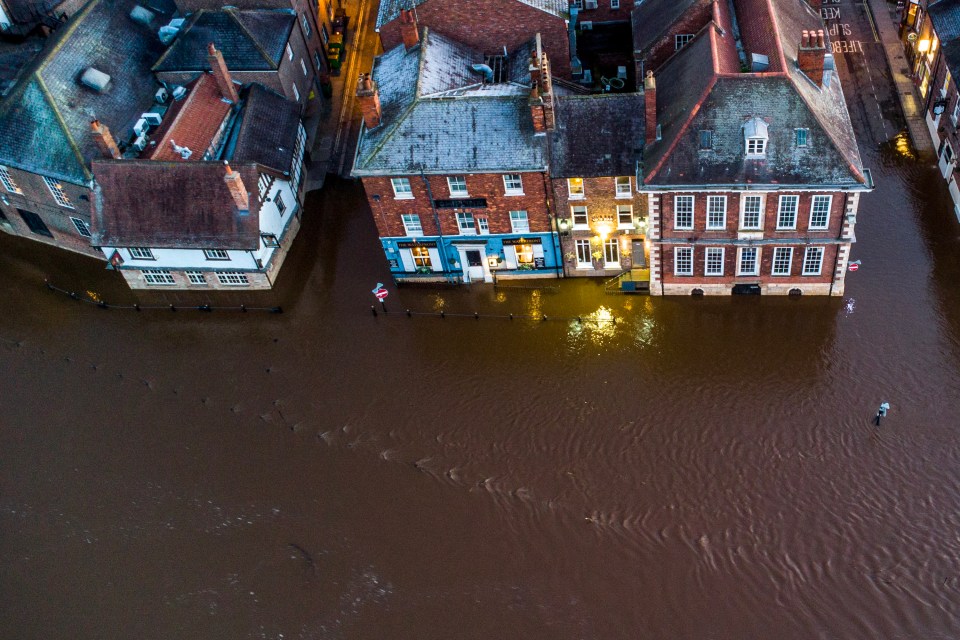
[539,52,555,131]
[356,73,382,129]
[399,9,419,49]
[90,119,121,159]
[798,29,826,86]
[528,45,555,133]
[207,42,239,103]
[223,162,249,212]
[644,71,658,145]
[529,85,546,133]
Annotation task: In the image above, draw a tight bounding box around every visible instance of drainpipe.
[540,137,562,279]
[657,193,665,296]
[418,166,452,282]
[829,193,852,296]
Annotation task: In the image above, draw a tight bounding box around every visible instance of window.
[776,195,799,229]
[70,217,91,238]
[603,238,620,267]
[321,23,329,45]
[261,233,280,248]
[510,210,529,233]
[571,205,589,228]
[571,0,583,8]
[705,247,724,276]
[411,246,432,269]
[314,51,323,70]
[391,178,413,199]
[515,244,534,266]
[301,13,311,37]
[301,58,308,76]
[258,173,272,200]
[795,128,809,146]
[738,247,759,275]
[575,239,592,267]
[204,249,230,260]
[286,43,294,61]
[129,247,154,260]
[747,137,766,155]
[216,272,249,286]
[477,217,489,234]
[674,247,693,276]
[744,117,769,158]
[292,83,300,102]
[615,176,631,197]
[617,205,633,229]
[611,0,620,7]
[18,209,52,237]
[568,177,585,199]
[808,195,832,230]
[275,194,287,216]
[456,212,476,235]
[952,97,960,126]
[740,195,763,229]
[802,246,824,275]
[706,196,727,230]
[401,214,423,236]
[676,34,694,50]
[43,176,74,208]
[0,165,21,193]
[142,269,175,285]
[503,174,523,194]
[699,130,713,150]
[447,176,468,197]
[674,195,694,230]
[186,271,207,285]
[772,247,793,276]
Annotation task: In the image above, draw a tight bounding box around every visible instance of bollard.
[169,304,176,312]
[371,305,378,317]
[577,316,582,323]
[406,309,412,317]
[509,313,513,320]
[133,303,141,312]
[380,301,388,313]
[97,301,108,309]
[542,314,547,322]
[440,310,445,319]
[240,304,247,312]
[474,312,479,320]
[70,292,79,300]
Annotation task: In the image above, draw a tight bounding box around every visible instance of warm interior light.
[918,38,931,53]
[596,223,612,238]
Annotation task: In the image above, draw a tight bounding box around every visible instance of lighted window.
[802,246,824,275]
[705,247,724,276]
[43,176,74,208]
[777,195,799,229]
[142,269,175,285]
[674,195,694,230]
[603,238,620,267]
[809,195,832,230]
[204,249,230,260]
[744,117,769,158]
[129,247,154,260]
[401,214,423,236]
[70,217,91,238]
[674,246,693,276]
[617,205,633,228]
[738,247,759,275]
[706,196,727,230]
[568,177,585,199]
[772,247,793,276]
[391,178,413,199]
[575,239,592,268]
[675,34,694,50]
[286,44,293,61]
[447,176,468,197]
[0,165,21,194]
[515,244,534,266]
[615,176,631,197]
[740,195,763,230]
[411,245,432,269]
[216,272,250,286]
[456,211,476,235]
[571,205,589,228]
[510,210,529,233]
[503,174,523,194]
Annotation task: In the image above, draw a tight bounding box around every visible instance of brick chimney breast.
[399,9,419,49]
[798,29,826,87]
[207,42,239,103]
[90,119,121,159]
[644,71,658,146]
[356,73,382,129]
[223,161,249,212]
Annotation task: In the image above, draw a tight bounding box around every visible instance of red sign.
[849,263,859,272]
[374,288,388,300]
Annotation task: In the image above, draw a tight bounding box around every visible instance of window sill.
[510,228,531,234]
[404,231,424,237]
[808,227,830,232]
[572,226,590,231]
[736,272,759,277]
[617,225,634,231]
[458,230,478,236]
[615,194,632,199]
[394,194,414,200]
[449,193,470,199]
[568,194,585,200]
[575,263,594,270]
[504,191,525,197]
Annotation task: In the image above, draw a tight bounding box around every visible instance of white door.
[457,246,491,283]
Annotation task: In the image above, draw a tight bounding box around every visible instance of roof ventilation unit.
[80,68,111,93]
[158,18,185,45]
[750,53,769,72]
[129,5,154,26]
[171,85,187,100]
[155,87,169,103]
[131,134,148,152]
[141,112,162,126]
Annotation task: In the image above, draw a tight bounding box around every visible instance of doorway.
[457,245,492,283]
[631,240,646,268]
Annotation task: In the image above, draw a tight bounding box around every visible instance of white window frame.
[204,249,230,260]
[275,194,286,216]
[503,174,524,195]
[675,34,694,50]
[0,165,21,194]
[776,195,799,230]
[391,178,413,199]
[575,238,592,268]
[746,138,766,155]
[808,195,832,230]
[740,194,764,230]
[509,210,530,233]
[674,195,694,230]
[43,176,74,209]
[802,246,824,275]
[615,176,632,198]
[744,117,769,158]
[447,176,468,197]
[705,247,724,276]
[411,245,432,270]
[674,246,693,276]
[571,205,589,229]
[795,128,809,147]
[617,205,633,229]
[216,272,250,286]
[737,247,760,276]
[142,269,175,285]
[603,238,620,268]
[477,217,490,235]
[301,58,308,76]
[456,211,476,235]
[611,0,620,7]
[706,195,727,230]
[70,217,91,238]
[568,177,585,199]
[401,214,423,236]
[286,43,293,61]
[301,13,311,37]
[261,233,280,248]
[952,97,960,127]
[292,83,300,102]
[129,247,154,260]
[772,247,793,276]
[186,271,207,285]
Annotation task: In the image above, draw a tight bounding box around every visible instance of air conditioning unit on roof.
[155,87,168,103]
[131,134,148,152]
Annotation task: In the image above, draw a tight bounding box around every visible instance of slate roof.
[929,0,960,82]
[376,0,568,30]
[0,0,175,184]
[550,93,645,177]
[153,9,296,72]
[632,0,709,58]
[229,83,300,175]
[353,28,547,176]
[90,160,261,250]
[147,73,233,161]
[643,0,866,186]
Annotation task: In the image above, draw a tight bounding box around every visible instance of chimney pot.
[399,9,419,49]
[798,29,827,86]
[207,42,239,103]
[356,73,382,129]
[90,119,122,159]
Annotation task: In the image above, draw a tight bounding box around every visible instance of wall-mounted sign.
[397,241,437,248]
[433,198,488,209]
[503,237,543,245]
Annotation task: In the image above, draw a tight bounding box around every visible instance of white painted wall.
[100,245,259,270]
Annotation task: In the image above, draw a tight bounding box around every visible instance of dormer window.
[744,117,769,158]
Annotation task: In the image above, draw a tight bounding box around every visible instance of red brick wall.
[379,0,572,78]
[576,0,635,24]
[361,172,552,237]
[659,243,839,285]
[634,0,712,76]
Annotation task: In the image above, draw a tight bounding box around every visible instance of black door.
[466,250,482,267]
[18,209,52,237]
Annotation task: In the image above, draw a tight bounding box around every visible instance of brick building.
[641,0,872,296]
[375,0,573,78]
[352,29,563,283]
[631,0,717,81]
[571,0,635,25]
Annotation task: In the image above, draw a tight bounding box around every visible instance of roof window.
[744,117,768,158]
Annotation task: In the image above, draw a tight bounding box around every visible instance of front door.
[465,250,484,281]
[632,240,646,268]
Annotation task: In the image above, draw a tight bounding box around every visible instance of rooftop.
[229,83,301,175]
[146,73,234,162]
[375,0,568,30]
[929,0,960,82]
[550,93,645,178]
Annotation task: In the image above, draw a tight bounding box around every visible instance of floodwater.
[5,20,960,640]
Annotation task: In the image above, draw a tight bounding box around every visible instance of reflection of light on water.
[431,294,446,313]
[86,290,101,303]
[567,305,617,345]
[495,291,507,304]
[526,290,542,319]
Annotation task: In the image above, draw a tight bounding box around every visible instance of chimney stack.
[90,119,121,159]
[529,48,555,133]
[644,71,658,146]
[207,42,239,103]
[399,9,419,49]
[798,29,827,86]
[356,73,382,129]
[223,162,249,212]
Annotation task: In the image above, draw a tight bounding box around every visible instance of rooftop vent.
[129,5,154,26]
[750,53,769,72]
[80,68,111,93]
[158,18,185,45]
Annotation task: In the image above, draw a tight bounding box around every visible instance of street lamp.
[557,218,570,236]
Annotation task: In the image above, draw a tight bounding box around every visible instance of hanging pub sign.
[397,241,437,248]
[433,198,488,209]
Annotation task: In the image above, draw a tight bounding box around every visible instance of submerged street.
[3,1,960,637]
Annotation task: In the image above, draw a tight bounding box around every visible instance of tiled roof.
[550,93,645,177]
[90,160,261,250]
[643,0,865,186]
[153,9,295,72]
[632,0,710,57]
[354,29,546,175]
[929,0,960,81]
[0,0,175,184]
[229,84,301,174]
[376,0,568,30]
[147,73,234,162]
